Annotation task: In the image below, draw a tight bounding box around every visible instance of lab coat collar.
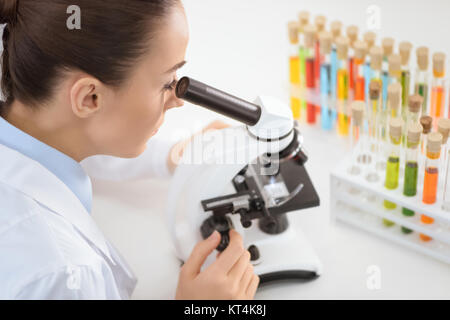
[0,143,116,265]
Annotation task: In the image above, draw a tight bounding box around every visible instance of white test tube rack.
[330,145,450,265]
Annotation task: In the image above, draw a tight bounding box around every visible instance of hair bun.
[0,0,19,25]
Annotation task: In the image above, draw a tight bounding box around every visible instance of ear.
[69,77,104,118]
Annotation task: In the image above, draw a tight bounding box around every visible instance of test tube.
[406,94,423,129]
[348,101,365,175]
[383,117,403,226]
[288,21,301,120]
[369,81,381,150]
[442,149,450,211]
[375,80,388,172]
[346,25,359,98]
[381,38,395,111]
[303,24,317,125]
[370,46,383,86]
[336,36,350,136]
[420,132,443,242]
[319,31,333,130]
[381,37,395,70]
[363,31,377,99]
[330,20,342,124]
[437,118,450,177]
[353,40,367,101]
[401,122,422,234]
[314,15,326,90]
[420,115,432,157]
[399,41,413,119]
[387,82,402,121]
[367,81,382,182]
[388,54,402,84]
[297,11,310,123]
[414,46,429,115]
[430,52,446,121]
[404,94,423,146]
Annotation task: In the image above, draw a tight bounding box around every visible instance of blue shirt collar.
[0,116,92,213]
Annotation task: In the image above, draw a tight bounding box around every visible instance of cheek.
[132,91,165,136]
[102,90,165,156]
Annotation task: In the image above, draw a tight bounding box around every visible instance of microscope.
[166,77,322,283]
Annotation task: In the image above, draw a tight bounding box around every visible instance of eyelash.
[164,79,177,91]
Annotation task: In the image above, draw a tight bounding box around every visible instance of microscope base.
[235,215,323,284]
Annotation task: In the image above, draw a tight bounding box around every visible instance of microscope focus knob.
[247,245,260,261]
[237,209,252,228]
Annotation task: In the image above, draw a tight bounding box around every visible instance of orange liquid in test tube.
[420,151,439,241]
[431,86,443,119]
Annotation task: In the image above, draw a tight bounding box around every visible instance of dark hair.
[0,0,180,113]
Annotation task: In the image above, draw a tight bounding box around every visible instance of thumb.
[183,231,221,277]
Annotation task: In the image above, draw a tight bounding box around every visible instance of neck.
[3,100,92,162]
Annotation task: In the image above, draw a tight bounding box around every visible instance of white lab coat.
[0,138,174,299]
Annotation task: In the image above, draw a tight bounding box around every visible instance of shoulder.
[0,182,112,299]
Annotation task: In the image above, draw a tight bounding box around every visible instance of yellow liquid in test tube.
[290,56,301,119]
[337,69,349,136]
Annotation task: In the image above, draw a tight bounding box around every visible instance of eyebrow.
[165,60,187,74]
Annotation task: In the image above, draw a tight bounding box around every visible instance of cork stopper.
[369,81,381,99]
[363,31,376,49]
[433,52,446,75]
[388,82,402,111]
[416,46,429,71]
[351,101,365,126]
[437,118,450,144]
[346,25,358,47]
[382,37,395,57]
[288,21,299,44]
[399,41,412,66]
[408,94,423,113]
[298,11,310,32]
[314,15,326,33]
[388,54,401,76]
[354,40,367,60]
[389,117,403,139]
[407,122,422,145]
[319,31,332,55]
[303,24,316,48]
[336,36,349,60]
[330,20,342,41]
[427,132,443,153]
[370,46,383,70]
[420,115,433,134]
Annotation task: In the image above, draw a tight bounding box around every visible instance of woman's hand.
[175,229,260,300]
[167,120,231,173]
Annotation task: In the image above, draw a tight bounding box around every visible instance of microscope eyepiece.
[175,76,262,126]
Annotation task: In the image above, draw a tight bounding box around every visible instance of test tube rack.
[330,146,450,265]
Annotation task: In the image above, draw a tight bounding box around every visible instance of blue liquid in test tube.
[321,63,332,130]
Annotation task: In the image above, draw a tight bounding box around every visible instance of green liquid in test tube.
[383,118,403,226]
[401,123,422,234]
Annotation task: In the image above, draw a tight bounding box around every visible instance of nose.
[167,95,185,110]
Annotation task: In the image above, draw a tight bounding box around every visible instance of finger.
[182,231,221,277]
[215,229,245,273]
[245,275,260,299]
[228,250,250,280]
[203,120,230,133]
[239,264,254,293]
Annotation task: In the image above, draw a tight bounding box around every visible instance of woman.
[0,0,259,299]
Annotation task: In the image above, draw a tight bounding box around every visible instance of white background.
[91,0,450,299]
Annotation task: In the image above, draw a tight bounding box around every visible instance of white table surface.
[91,0,450,299]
